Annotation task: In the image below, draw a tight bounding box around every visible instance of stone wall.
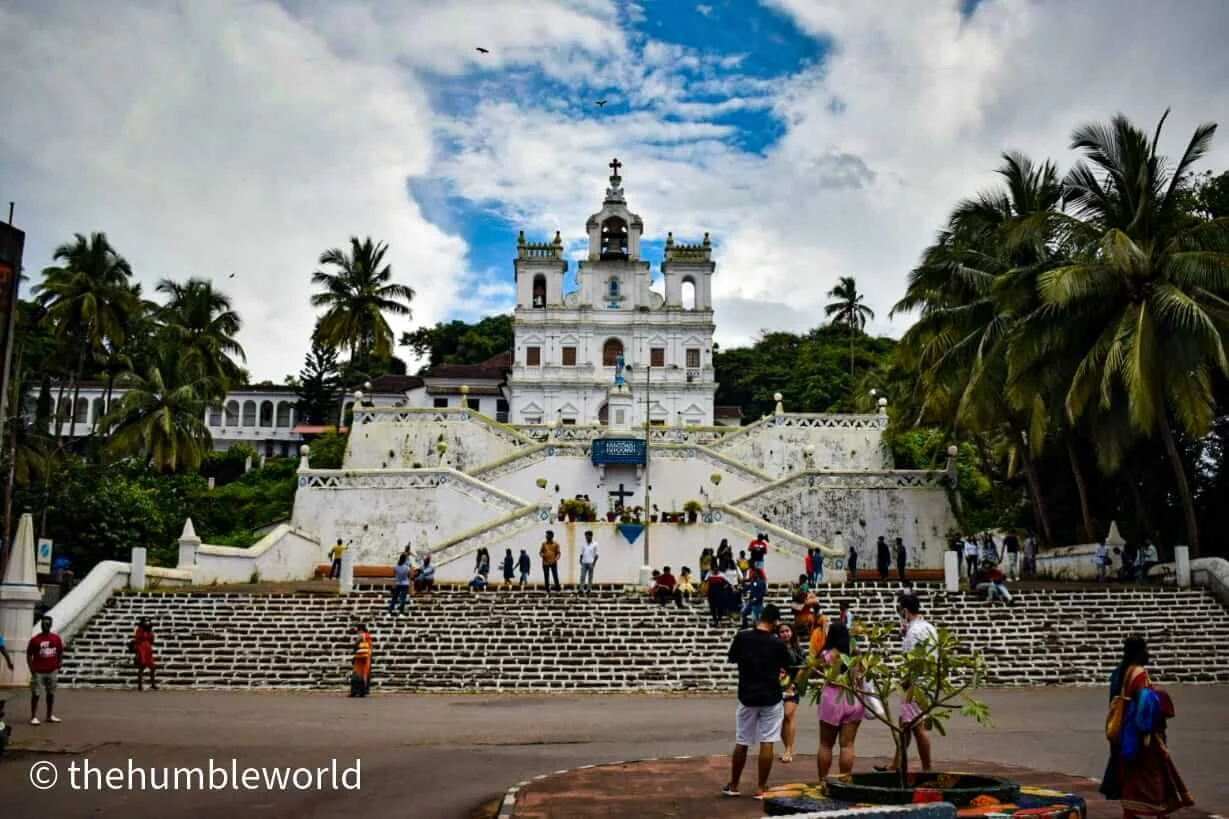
[291,469,528,564]
[342,409,529,471]
[731,471,956,569]
[711,415,891,475]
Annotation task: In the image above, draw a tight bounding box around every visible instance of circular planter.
[825,772,1020,807]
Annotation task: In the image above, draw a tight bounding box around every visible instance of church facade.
[506,160,718,427]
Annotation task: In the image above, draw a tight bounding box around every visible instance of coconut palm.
[825,275,875,382]
[155,277,246,397]
[311,237,415,363]
[105,348,216,472]
[1022,111,1229,557]
[33,232,136,441]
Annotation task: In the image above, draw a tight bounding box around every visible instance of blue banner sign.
[591,437,646,465]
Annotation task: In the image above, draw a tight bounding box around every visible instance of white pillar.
[1175,546,1191,588]
[339,546,355,595]
[1,513,43,687]
[638,565,653,588]
[130,547,147,590]
[177,519,201,571]
[944,550,960,592]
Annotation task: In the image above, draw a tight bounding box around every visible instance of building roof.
[368,374,424,394]
[714,405,742,419]
[424,350,511,381]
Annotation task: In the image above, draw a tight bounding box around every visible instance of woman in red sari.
[1100,637,1193,818]
[132,618,157,691]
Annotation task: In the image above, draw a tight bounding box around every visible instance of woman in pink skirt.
[815,622,864,781]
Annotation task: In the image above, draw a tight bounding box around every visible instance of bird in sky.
[595,99,607,107]
[475,47,489,54]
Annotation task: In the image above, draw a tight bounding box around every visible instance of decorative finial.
[609,157,622,180]
[517,230,526,245]
[553,230,562,245]
[666,231,674,246]
[702,232,711,247]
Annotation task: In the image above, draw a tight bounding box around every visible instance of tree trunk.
[1065,437,1096,542]
[1125,470,1152,543]
[1018,433,1054,547]
[849,324,856,386]
[67,339,88,440]
[1156,411,1200,558]
[101,370,117,438]
[52,380,67,444]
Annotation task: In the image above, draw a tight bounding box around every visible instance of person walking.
[846,542,859,582]
[814,621,865,780]
[501,549,515,587]
[388,554,411,615]
[894,537,907,583]
[539,531,561,592]
[579,530,599,595]
[723,604,793,799]
[876,536,891,582]
[131,618,157,691]
[1096,540,1111,582]
[1099,636,1194,817]
[963,537,979,580]
[517,549,531,587]
[27,616,64,725]
[894,596,936,772]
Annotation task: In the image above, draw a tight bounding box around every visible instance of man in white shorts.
[724,603,793,799]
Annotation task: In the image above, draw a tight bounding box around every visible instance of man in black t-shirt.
[1003,531,1020,581]
[723,603,792,799]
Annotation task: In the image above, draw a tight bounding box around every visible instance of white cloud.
[4,0,1228,381]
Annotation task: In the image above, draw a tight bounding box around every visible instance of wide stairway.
[59,583,1229,691]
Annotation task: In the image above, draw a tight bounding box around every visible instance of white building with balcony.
[507,159,718,427]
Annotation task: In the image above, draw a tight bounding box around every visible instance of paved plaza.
[1,686,1226,818]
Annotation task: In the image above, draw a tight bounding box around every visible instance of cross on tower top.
[609,157,622,178]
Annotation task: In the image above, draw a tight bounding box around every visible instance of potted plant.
[606,508,619,522]
[683,499,703,523]
[800,622,996,803]
[632,505,644,524]
[535,478,548,490]
[710,472,722,486]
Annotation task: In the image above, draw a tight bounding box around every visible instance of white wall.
[732,473,957,569]
[1034,543,1112,580]
[292,469,527,565]
[712,416,892,474]
[187,526,321,584]
[342,409,528,471]
[481,451,765,518]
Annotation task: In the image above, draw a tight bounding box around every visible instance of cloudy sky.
[2,0,1228,382]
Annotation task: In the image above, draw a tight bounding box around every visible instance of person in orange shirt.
[539,530,562,592]
[350,624,373,698]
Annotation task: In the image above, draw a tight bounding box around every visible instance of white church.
[507,159,718,428]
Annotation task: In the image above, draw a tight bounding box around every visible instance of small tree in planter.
[805,621,992,793]
[683,499,703,523]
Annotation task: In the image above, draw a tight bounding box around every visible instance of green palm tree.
[825,275,875,383]
[155,277,246,398]
[1023,111,1229,557]
[33,233,136,441]
[105,348,216,473]
[311,237,415,363]
[894,153,1072,543]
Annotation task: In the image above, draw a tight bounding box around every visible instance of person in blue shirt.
[0,634,14,673]
[388,554,411,614]
[740,570,767,628]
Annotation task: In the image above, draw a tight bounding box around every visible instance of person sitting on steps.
[651,566,683,608]
[414,556,435,593]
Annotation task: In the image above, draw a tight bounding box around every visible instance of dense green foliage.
[399,313,513,373]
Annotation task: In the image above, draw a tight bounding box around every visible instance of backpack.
[1106,666,1143,741]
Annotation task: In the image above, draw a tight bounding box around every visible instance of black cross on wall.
[609,482,634,512]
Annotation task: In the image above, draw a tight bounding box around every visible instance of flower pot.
[687,511,698,523]
[606,513,617,522]
[650,515,658,523]
[824,772,1019,808]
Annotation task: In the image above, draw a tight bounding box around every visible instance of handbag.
[1106,666,1142,741]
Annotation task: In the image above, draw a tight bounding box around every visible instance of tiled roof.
[368,374,425,394]
[425,350,511,380]
[714,405,742,419]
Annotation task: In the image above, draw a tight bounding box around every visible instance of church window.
[531,274,546,308]
[649,419,666,427]
[686,348,701,368]
[681,276,697,310]
[496,399,509,423]
[598,403,609,424]
[650,347,665,367]
[259,400,274,427]
[607,278,620,298]
[524,416,542,425]
[465,398,480,411]
[208,405,222,426]
[601,338,623,366]
[600,217,629,260]
[561,346,577,366]
[224,400,239,425]
[560,417,576,426]
[526,346,541,366]
[433,398,449,408]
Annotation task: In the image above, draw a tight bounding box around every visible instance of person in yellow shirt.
[329,539,346,579]
[539,531,561,592]
[350,624,373,697]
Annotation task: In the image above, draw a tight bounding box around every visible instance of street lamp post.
[642,363,651,567]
